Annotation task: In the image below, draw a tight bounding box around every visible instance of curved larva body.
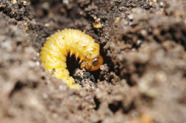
[40,29,103,89]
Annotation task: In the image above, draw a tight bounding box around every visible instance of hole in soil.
[16,41,22,46]
[122,101,135,114]
[66,54,80,77]
[41,76,45,80]
[30,0,38,5]
[66,45,108,84]
[122,35,132,43]
[9,81,25,97]
[108,101,135,114]
[99,44,118,82]
[67,54,98,83]
[94,97,101,110]
[160,30,166,36]
[97,120,102,123]
[135,63,146,77]
[123,73,136,86]
[31,82,38,88]
[108,101,122,113]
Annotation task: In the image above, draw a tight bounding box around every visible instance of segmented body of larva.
[40,29,103,89]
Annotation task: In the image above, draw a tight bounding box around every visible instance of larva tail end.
[70,84,82,89]
[64,77,82,89]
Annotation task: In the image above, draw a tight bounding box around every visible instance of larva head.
[80,55,103,71]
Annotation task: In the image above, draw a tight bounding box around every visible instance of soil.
[0,0,186,123]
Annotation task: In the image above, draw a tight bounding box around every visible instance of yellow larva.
[40,29,103,89]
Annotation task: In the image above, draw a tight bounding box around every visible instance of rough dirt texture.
[0,0,186,123]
